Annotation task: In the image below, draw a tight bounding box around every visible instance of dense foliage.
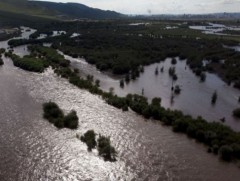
[43,102,79,129]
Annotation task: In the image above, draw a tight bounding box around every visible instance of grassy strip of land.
[7,45,240,163]
[43,102,79,129]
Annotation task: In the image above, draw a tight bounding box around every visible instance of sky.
[36,0,240,14]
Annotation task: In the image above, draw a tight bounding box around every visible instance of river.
[1,27,240,181]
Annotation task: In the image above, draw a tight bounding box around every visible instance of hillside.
[29,1,123,19]
[0,0,123,20]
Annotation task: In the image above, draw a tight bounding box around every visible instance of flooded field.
[1,27,240,181]
[66,54,240,131]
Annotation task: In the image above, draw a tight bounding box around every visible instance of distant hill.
[0,0,123,20]
[29,1,123,19]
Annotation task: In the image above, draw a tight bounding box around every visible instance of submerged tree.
[200,73,206,82]
[171,58,177,65]
[125,73,130,83]
[211,91,218,105]
[233,108,240,119]
[0,58,3,66]
[97,135,117,162]
[160,67,164,73]
[95,79,100,87]
[174,85,181,95]
[80,130,97,151]
[120,79,124,88]
[64,110,79,129]
[155,66,159,75]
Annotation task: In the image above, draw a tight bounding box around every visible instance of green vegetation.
[80,130,97,151]
[97,135,117,162]
[233,108,240,119]
[43,102,79,129]
[5,53,46,72]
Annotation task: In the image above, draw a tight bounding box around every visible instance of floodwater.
[1,27,240,181]
[65,54,240,131]
[189,23,240,36]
